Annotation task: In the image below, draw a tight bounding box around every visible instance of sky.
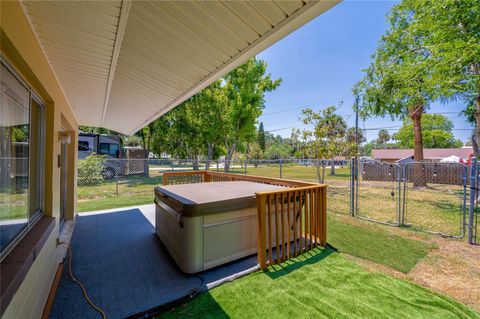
[257,1,473,144]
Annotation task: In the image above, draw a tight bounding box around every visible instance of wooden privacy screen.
[163,171,327,269]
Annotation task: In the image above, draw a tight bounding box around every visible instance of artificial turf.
[159,248,479,319]
[327,215,435,273]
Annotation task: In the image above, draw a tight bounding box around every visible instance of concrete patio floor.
[48,205,258,318]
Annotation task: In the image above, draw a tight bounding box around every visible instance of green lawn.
[77,175,163,212]
[159,248,479,319]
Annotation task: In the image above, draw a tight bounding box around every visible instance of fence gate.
[355,162,401,225]
[403,162,467,237]
[469,161,480,244]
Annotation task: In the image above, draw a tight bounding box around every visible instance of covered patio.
[49,205,259,318]
[1,2,340,318]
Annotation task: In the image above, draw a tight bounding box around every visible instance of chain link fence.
[468,160,480,245]
[403,162,467,237]
[76,157,477,241]
[357,162,401,225]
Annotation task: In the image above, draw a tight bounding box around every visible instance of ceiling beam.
[100,0,131,126]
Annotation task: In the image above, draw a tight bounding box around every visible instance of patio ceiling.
[20,0,339,135]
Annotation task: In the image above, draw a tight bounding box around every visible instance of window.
[99,143,119,157]
[0,60,45,261]
[78,141,89,151]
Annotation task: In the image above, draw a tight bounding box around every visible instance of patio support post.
[468,158,477,244]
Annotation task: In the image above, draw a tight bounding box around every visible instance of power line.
[265,126,296,133]
[260,99,342,117]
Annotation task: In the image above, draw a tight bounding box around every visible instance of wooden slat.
[299,190,304,254]
[286,191,291,260]
[321,187,327,245]
[309,189,316,249]
[268,194,272,265]
[293,190,297,257]
[256,194,267,269]
[274,194,280,264]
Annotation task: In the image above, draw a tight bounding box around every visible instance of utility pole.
[355,95,359,159]
[353,96,360,216]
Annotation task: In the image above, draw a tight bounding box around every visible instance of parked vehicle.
[78,132,146,178]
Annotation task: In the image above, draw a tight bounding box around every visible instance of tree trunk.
[474,94,480,158]
[224,144,236,172]
[410,105,426,187]
[205,143,214,170]
[315,163,323,183]
[192,154,199,171]
[330,158,336,175]
[321,162,326,183]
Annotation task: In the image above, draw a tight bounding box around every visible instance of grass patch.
[328,215,435,273]
[159,248,478,319]
[77,193,154,212]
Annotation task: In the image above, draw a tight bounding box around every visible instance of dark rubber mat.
[49,209,257,319]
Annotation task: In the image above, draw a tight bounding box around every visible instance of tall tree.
[344,127,366,158]
[135,122,155,158]
[298,106,348,182]
[193,80,225,169]
[393,114,462,148]
[353,3,441,186]
[257,122,266,152]
[376,129,391,147]
[220,58,281,172]
[397,0,479,155]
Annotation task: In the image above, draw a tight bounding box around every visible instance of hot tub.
[154,181,287,273]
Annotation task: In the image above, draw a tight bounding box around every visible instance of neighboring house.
[372,148,473,163]
[0,1,338,318]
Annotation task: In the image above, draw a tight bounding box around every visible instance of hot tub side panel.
[203,207,258,270]
[155,201,204,274]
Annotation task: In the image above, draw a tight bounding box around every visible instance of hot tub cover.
[154,181,286,217]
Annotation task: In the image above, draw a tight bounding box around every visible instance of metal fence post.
[355,157,359,217]
[116,173,119,195]
[468,158,477,244]
[462,164,467,237]
[279,159,283,179]
[397,164,403,226]
[349,158,354,216]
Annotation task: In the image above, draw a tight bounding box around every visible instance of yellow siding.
[1,1,79,317]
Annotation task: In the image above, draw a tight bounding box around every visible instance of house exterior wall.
[1,1,79,318]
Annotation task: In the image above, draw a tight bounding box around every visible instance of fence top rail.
[163,170,207,176]
[162,170,318,188]
[255,184,327,197]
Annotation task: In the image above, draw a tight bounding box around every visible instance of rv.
[78,132,146,178]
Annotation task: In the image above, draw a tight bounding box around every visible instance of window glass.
[100,143,119,157]
[0,63,30,253]
[78,141,89,151]
[0,62,44,258]
[99,143,109,155]
[109,143,119,157]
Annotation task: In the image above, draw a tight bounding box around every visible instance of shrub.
[78,155,107,186]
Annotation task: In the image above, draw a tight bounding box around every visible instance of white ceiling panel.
[21,0,340,135]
